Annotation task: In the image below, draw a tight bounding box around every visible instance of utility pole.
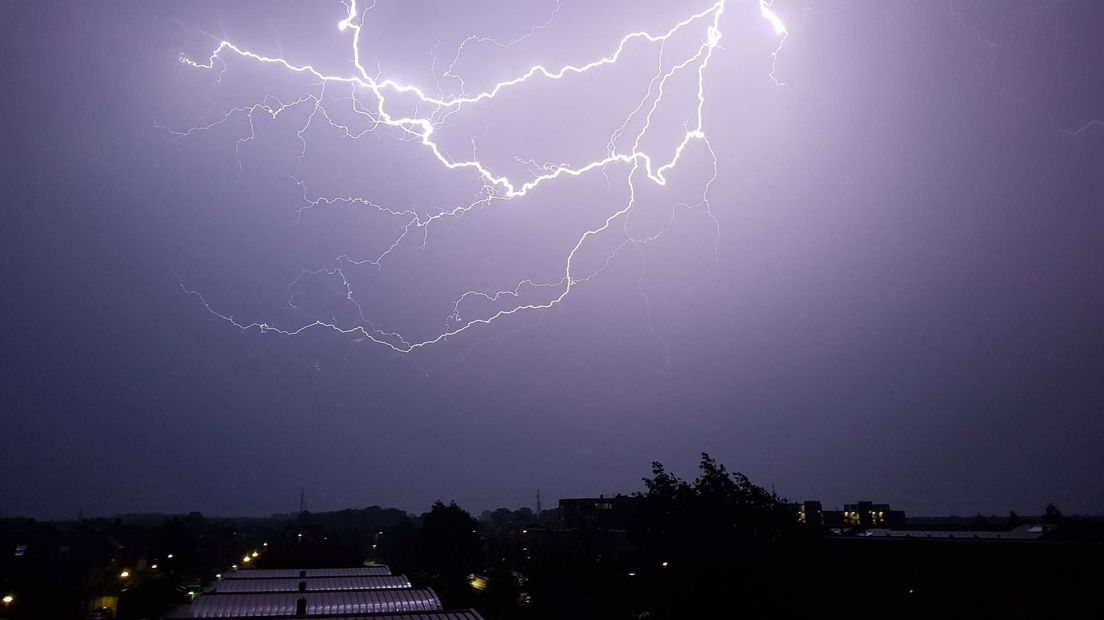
[536,489,542,514]
[299,487,307,514]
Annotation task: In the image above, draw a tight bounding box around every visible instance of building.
[842,501,906,529]
[795,501,824,527]
[859,524,1050,540]
[786,500,906,530]
[559,496,639,530]
[173,566,483,619]
[220,567,393,579]
[209,575,413,593]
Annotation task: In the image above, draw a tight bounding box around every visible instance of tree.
[419,501,483,581]
[630,453,795,617]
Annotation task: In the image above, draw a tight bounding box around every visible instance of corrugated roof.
[861,527,1045,540]
[223,566,391,579]
[183,612,482,620]
[189,588,441,617]
[291,613,483,620]
[211,575,412,593]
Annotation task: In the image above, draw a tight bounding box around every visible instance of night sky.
[3,0,1102,520]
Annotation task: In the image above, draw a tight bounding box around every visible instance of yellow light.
[242,556,251,563]
[119,570,130,578]
[2,595,13,604]
[251,551,258,557]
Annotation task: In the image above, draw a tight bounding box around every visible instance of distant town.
[2,455,1101,619]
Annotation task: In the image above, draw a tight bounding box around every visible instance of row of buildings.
[791,500,907,530]
[558,496,908,531]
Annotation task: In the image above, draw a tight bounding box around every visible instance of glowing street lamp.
[2,594,14,604]
[119,570,130,579]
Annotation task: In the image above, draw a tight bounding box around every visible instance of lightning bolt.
[168,0,788,353]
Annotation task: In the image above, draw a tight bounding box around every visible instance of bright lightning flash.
[170,0,788,353]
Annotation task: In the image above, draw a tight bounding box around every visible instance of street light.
[120,570,130,579]
[2,595,14,604]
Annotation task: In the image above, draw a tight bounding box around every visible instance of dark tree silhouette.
[629,453,797,617]
[419,501,483,580]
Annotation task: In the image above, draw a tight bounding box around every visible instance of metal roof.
[226,608,481,613]
[862,527,1045,540]
[271,613,483,620]
[188,588,441,617]
[223,566,392,579]
[211,575,412,593]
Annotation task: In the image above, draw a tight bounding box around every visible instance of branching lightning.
[169,0,788,353]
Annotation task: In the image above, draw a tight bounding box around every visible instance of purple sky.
[3,0,1102,520]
